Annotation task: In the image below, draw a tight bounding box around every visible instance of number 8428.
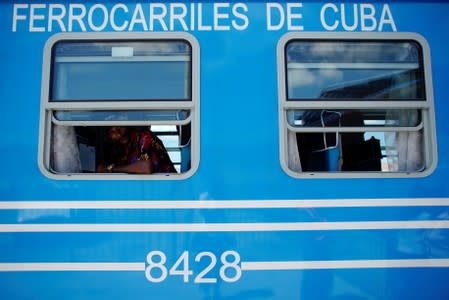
[145,250,242,284]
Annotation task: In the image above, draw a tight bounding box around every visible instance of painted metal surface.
[1,1,449,299]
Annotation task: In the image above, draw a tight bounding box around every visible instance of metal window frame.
[38,32,200,180]
[277,32,437,179]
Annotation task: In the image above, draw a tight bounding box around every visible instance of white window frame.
[277,32,437,178]
[38,32,200,180]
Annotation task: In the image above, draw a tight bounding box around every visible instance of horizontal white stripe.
[1,221,449,232]
[2,259,448,272]
[241,259,449,271]
[0,262,144,272]
[1,198,449,210]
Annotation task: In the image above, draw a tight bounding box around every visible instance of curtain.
[52,125,81,173]
[385,110,423,171]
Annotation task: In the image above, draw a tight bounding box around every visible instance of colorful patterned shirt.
[111,128,176,173]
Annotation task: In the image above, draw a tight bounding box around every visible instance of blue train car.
[1,1,449,299]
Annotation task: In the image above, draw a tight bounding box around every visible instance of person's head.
[108,126,129,143]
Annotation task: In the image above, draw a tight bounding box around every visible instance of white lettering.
[379,4,397,31]
[30,4,46,32]
[341,4,358,31]
[48,4,66,32]
[287,3,303,31]
[320,3,397,32]
[149,3,168,31]
[68,4,87,32]
[12,4,28,32]
[145,250,242,284]
[197,3,212,31]
[110,4,129,31]
[267,3,284,31]
[11,2,393,33]
[214,3,230,31]
[320,3,339,31]
[88,4,108,32]
[190,3,195,31]
[129,4,148,31]
[232,3,249,31]
[169,3,188,31]
[360,4,377,31]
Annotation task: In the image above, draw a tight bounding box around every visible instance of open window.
[277,32,437,178]
[38,32,199,179]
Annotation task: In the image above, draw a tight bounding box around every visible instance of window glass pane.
[159,135,179,148]
[151,125,178,133]
[51,41,191,101]
[50,125,189,174]
[287,109,422,127]
[286,41,424,100]
[291,129,424,172]
[53,110,190,121]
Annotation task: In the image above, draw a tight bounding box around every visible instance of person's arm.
[109,160,153,174]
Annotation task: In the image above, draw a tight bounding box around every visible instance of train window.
[277,33,437,178]
[38,33,199,179]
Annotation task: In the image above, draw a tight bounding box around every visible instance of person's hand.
[113,160,152,174]
[96,164,111,173]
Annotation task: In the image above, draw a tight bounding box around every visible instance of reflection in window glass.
[292,129,424,173]
[287,110,422,127]
[286,41,424,100]
[51,126,184,174]
[54,110,190,122]
[52,41,191,101]
[39,34,199,179]
[279,36,435,176]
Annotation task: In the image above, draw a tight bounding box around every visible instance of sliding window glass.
[39,33,199,179]
[277,33,437,178]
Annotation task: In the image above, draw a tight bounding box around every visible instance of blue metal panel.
[1,1,449,299]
